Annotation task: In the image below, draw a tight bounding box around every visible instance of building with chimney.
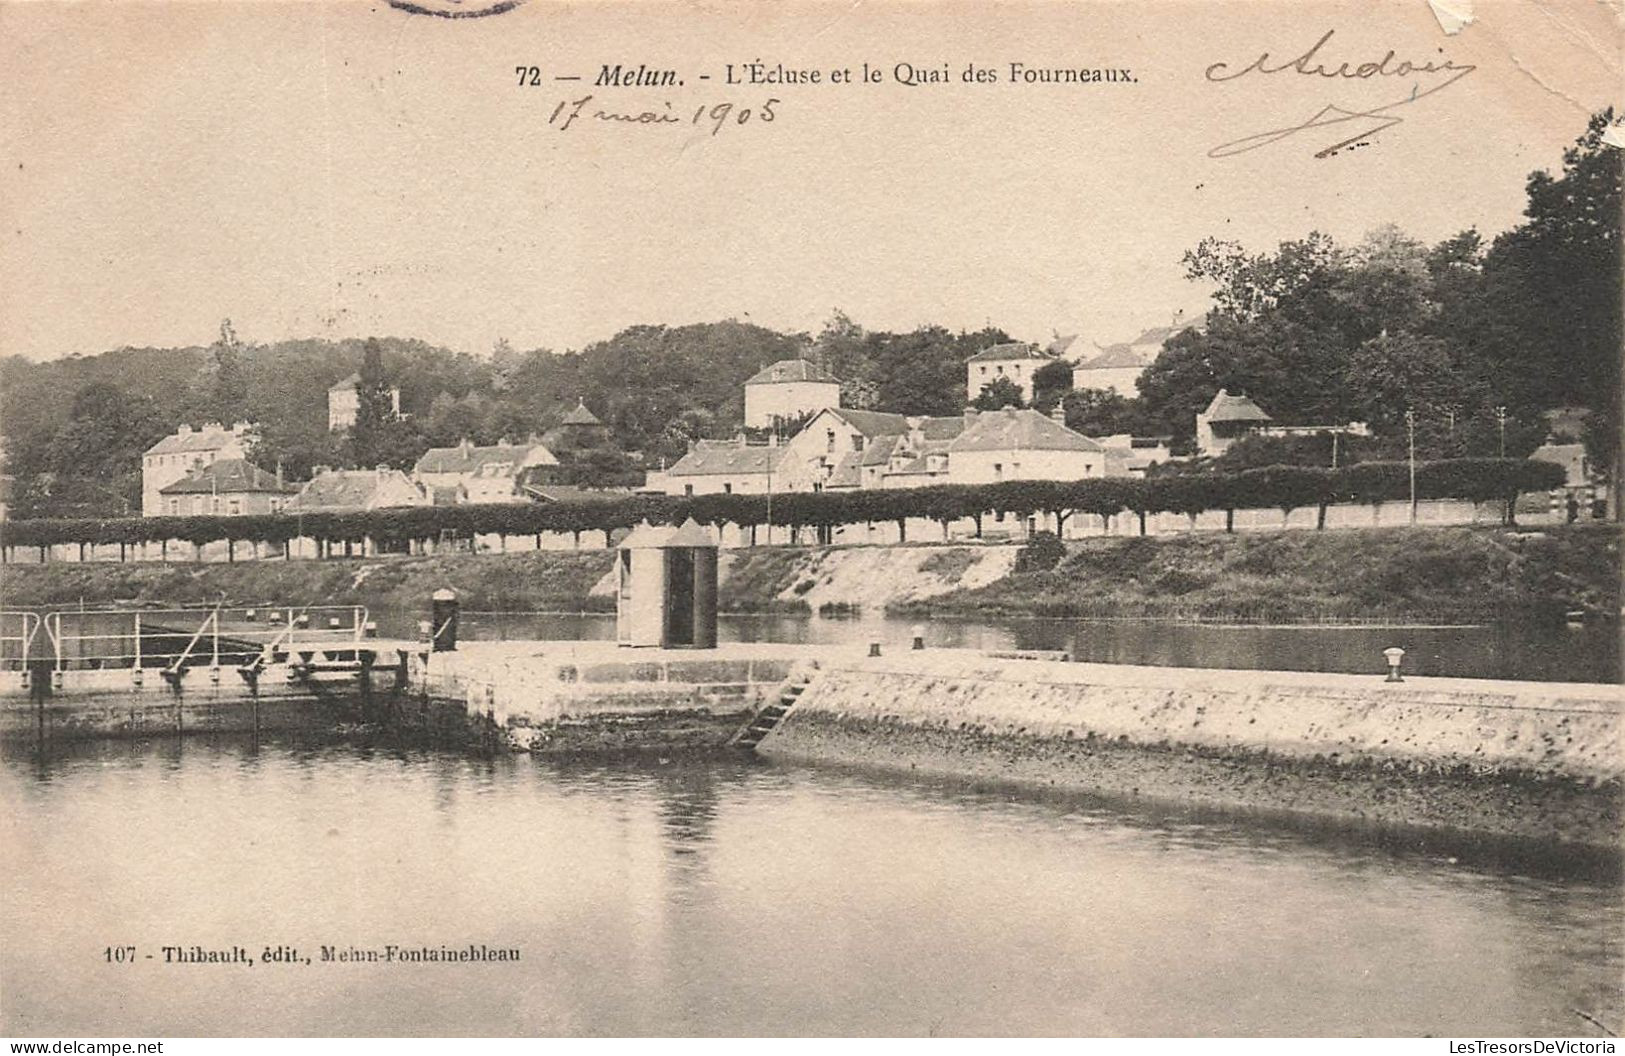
[945,406,1109,484]
[156,458,298,517]
[657,438,793,497]
[965,342,1054,404]
[284,466,428,512]
[743,359,842,429]
[412,438,559,504]
[141,422,254,516]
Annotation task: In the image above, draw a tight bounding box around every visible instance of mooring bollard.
[1383,647,1406,682]
[868,640,882,657]
[431,588,459,653]
[911,624,926,651]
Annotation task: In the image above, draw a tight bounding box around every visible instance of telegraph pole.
[1406,409,1418,525]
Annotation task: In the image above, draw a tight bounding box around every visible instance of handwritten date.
[547,94,780,136]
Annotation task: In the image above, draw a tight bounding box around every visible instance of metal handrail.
[165,606,221,675]
[0,611,41,668]
[39,605,368,671]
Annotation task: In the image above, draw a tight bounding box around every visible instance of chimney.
[1050,402,1067,427]
[376,463,390,480]
[312,464,331,477]
[459,438,473,453]
[767,433,778,448]
[1004,405,1018,419]
[178,424,193,436]
[963,407,979,424]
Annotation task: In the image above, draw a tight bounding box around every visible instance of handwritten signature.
[1205,30,1476,159]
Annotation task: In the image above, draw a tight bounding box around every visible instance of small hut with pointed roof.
[616,519,719,648]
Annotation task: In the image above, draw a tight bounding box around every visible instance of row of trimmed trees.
[0,458,1567,562]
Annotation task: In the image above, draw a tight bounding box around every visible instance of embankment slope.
[760,654,1625,849]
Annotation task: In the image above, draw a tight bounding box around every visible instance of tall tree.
[972,376,1025,410]
[350,338,399,467]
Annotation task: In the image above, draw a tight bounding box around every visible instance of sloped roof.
[159,458,298,496]
[860,434,903,467]
[824,452,863,488]
[666,441,789,477]
[524,484,632,504]
[561,400,604,426]
[1076,342,1161,371]
[414,441,557,475]
[745,359,839,385]
[949,407,1106,454]
[146,425,250,456]
[666,518,719,547]
[1202,389,1273,423]
[815,408,965,442]
[619,521,676,549]
[1046,334,1086,359]
[966,342,1053,365]
[967,341,1052,364]
[286,469,420,512]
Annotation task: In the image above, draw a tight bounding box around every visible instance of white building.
[412,439,559,504]
[284,466,428,512]
[965,342,1054,404]
[660,439,793,496]
[945,406,1109,484]
[1056,315,1193,396]
[778,408,967,492]
[141,422,253,516]
[328,373,401,432]
[743,359,841,429]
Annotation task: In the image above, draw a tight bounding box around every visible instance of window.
[684,484,694,497]
[211,497,221,514]
[168,499,179,515]
[723,483,733,494]
[228,499,241,515]
[996,365,1005,375]
[826,430,836,452]
[979,366,987,376]
[993,462,1003,480]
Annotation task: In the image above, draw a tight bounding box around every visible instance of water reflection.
[436,610,1622,685]
[2,736,1619,1036]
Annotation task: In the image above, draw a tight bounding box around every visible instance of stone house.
[743,359,842,430]
[659,439,792,496]
[284,466,428,512]
[945,406,1109,484]
[413,439,559,504]
[141,422,253,516]
[157,458,299,517]
[966,342,1054,405]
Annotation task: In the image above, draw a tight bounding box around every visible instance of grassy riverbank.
[895,524,1622,623]
[1,523,1617,623]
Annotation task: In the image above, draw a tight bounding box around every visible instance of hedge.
[0,458,1567,559]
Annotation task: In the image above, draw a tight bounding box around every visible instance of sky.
[2,0,1619,362]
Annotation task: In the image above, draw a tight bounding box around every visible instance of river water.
[445,611,1623,684]
[3,735,1620,1037]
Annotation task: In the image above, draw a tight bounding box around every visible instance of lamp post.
[1405,409,1417,525]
